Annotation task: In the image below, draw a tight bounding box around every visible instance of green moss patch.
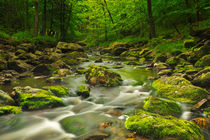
[152,76,208,103]
[42,86,69,97]
[85,65,122,87]
[143,96,181,117]
[14,87,64,110]
[76,85,90,98]
[0,106,22,116]
[125,110,204,140]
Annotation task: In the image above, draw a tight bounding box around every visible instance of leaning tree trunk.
[147,0,156,39]
[34,0,39,37]
[195,0,199,26]
[41,0,47,36]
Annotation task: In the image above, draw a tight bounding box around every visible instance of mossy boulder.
[56,42,84,53]
[0,106,22,116]
[76,85,90,98]
[0,59,7,71]
[61,51,88,66]
[42,86,69,97]
[125,110,204,140]
[7,60,32,73]
[143,96,181,117]
[165,57,179,66]
[193,70,210,88]
[153,53,167,63]
[195,54,210,67]
[13,86,64,110]
[85,65,122,87]
[109,42,130,56]
[184,39,196,49]
[32,64,57,76]
[152,76,208,103]
[203,107,210,115]
[0,90,15,106]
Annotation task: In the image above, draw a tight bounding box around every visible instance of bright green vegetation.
[152,76,209,103]
[203,107,210,115]
[14,87,64,110]
[85,65,122,87]
[125,110,204,140]
[42,86,69,97]
[76,85,90,98]
[0,0,209,45]
[0,106,22,115]
[143,96,181,117]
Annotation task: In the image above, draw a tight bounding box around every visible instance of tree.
[41,0,47,36]
[147,0,156,38]
[34,0,39,37]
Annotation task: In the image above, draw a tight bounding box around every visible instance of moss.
[203,107,210,115]
[76,85,90,98]
[184,39,196,49]
[195,54,210,67]
[85,65,122,87]
[143,96,181,117]
[193,72,210,88]
[124,61,140,65]
[14,87,64,110]
[125,110,204,140]
[0,106,22,115]
[152,76,208,103]
[139,58,146,64]
[153,53,167,63]
[42,86,69,97]
[76,68,88,74]
[165,57,179,66]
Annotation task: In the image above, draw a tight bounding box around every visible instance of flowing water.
[0,55,209,140]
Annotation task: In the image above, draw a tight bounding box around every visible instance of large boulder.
[143,96,181,117]
[32,64,57,76]
[85,65,122,87]
[61,51,88,66]
[12,86,64,110]
[125,110,204,140]
[152,76,209,103]
[16,43,36,52]
[110,42,130,56]
[0,90,15,106]
[195,54,210,67]
[56,42,84,53]
[7,60,32,73]
[193,67,210,88]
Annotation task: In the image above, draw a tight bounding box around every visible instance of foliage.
[0,106,22,115]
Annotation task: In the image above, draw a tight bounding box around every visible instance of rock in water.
[125,110,204,140]
[12,86,64,110]
[85,65,122,87]
[152,76,209,103]
[143,96,181,117]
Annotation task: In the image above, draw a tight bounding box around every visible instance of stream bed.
[0,55,209,140]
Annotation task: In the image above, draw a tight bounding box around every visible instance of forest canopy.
[0,0,209,46]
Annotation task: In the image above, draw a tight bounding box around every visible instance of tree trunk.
[185,0,192,30]
[41,0,47,36]
[60,0,66,40]
[5,0,10,29]
[34,0,39,37]
[147,0,156,39]
[195,0,199,26]
[62,3,73,41]
[103,0,114,24]
[25,0,29,30]
[102,5,108,41]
